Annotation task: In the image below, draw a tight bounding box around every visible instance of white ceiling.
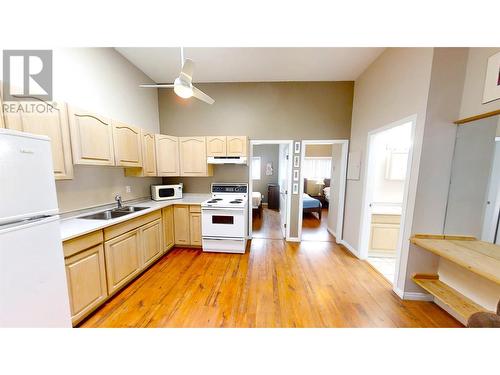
[115,47,384,83]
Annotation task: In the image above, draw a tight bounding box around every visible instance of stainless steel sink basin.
[80,206,149,220]
[114,206,148,213]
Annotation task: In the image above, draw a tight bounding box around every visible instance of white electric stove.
[201,183,248,254]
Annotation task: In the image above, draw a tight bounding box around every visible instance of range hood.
[207,156,248,165]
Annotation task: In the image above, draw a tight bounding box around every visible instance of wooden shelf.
[412,274,488,321]
[410,235,500,285]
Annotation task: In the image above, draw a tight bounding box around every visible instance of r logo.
[3,50,52,101]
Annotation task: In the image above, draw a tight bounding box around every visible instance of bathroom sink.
[80,206,148,220]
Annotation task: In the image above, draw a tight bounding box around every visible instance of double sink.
[80,206,149,220]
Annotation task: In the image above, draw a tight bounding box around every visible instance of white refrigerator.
[0,128,71,327]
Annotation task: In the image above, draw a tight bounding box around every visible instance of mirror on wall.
[444,115,500,244]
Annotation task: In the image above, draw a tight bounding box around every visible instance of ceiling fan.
[139,47,215,105]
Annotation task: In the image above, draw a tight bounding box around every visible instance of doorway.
[359,118,415,284]
[248,140,293,240]
[298,140,349,242]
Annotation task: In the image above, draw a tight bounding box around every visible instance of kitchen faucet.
[115,194,123,209]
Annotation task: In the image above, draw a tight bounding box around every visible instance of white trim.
[249,140,293,241]
[286,237,301,242]
[337,239,360,258]
[434,299,466,325]
[298,139,349,242]
[393,286,432,301]
[358,115,420,301]
[327,227,337,238]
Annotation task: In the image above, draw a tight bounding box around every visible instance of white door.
[278,144,289,238]
[482,139,500,244]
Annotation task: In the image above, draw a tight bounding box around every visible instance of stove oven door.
[202,207,246,238]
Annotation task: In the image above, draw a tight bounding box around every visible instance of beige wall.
[305,144,333,157]
[53,48,161,213]
[160,82,354,238]
[459,48,500,119]
[343,48,435,255]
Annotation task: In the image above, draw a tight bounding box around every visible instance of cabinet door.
[19,102,74,180]
[113,122,143,167]
[189,212,202,246]
[156,134,179,176]
[162,205,175,251]
[68,106,115,166]
[65,244,108,324]
[369,224,400,252]
[206,136,227,157]
[179,136,209,176]
[174,205,190,245]
[142,131,157,176]
[227,136,248,156]
[104,229,142,295]
[141,218,163,268]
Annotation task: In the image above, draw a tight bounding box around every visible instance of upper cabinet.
[179,136,213,177]
[141,131,157,176]
[227,136,248,156]
[68,106,115,166]
[112,122,143,167]
[156,135,180,176]
[2,100,74,180]
[206,136,227,157]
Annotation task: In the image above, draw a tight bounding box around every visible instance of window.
[302,157,332,179]
[251,157,261,180]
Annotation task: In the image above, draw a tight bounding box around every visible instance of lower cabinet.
[104,228,142,295]
[369,214,401,256]
[141,218,163,268]
[174,204,202,247]
[162,206,175,251]
[189,209,202,247]
[174,205,191,245]
[64,243,108,325]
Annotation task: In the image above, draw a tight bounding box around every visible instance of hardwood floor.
[80,239,461,328]
[252,207,283,239]
[301,208,335,242]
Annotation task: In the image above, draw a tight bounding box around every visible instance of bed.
[252,192,263,218]
[302,178,331,220]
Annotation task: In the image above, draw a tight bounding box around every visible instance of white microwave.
[151,184,183,201]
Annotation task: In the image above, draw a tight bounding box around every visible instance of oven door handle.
[201,207,244,212]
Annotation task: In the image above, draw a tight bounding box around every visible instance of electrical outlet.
[125,186,131,193]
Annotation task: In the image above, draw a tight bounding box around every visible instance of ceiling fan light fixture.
[173,77,193,99]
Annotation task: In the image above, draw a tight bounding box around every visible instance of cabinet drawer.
[63,230,104,258]
[371,214,401,225]
[104,210,161,240]
[189,205,201,213]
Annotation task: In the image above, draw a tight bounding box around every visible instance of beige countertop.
[59,194,211,241]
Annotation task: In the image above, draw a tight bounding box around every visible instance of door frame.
[358,115,418,291]
[297,139,349,242]
[248,140,294,240]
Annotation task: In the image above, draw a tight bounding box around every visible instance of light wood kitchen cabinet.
[179,136,213,176]
[206,136,227,156]
[189,212,202,246]
[2,101,74,179]
[174,205,190,245]
[140,218,163,268]
[227,136,248,156]
[162,205,175,251]
[68,106,115,166]
[104,229,142,295]
[156,134,180,176]
[369,214,401,256]
[112,121,143,167]
[65,244,108,324]
[125,131,157,177]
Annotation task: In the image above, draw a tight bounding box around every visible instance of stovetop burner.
[230,199,243,204]
[207,199,222,203]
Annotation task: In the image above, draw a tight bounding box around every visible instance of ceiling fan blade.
[139,84,175,88]
[179,58,194,82]
[192,86,215,105]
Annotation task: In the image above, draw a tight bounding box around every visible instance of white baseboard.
[337,239,360,259]
[396,289,433,301]
[434,298,466,325]
[327,227,337,238]
[287,237,300,242]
